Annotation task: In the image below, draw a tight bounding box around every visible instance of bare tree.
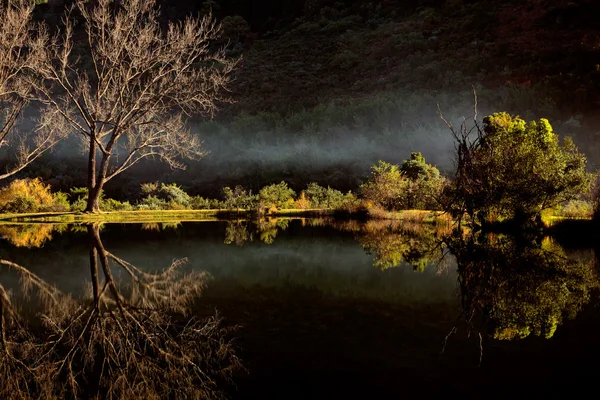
[0,225,241,399]
[33,0,236,212]
[0,0,64,181]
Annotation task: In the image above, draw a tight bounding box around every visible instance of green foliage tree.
[360,161,407,210]
[259,181,296,210]
[303,182,357,209]
[400,152,446,210]
[222,185,258,210]
[360,157,445,211]
[447,112,588,226]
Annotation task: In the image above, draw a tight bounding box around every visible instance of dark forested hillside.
[20,0,600,199]
[35,0,600,114]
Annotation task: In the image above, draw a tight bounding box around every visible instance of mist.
[6,87,599,200]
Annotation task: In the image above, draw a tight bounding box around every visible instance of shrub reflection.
[0,223,67,248]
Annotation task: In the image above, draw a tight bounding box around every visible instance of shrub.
[222,185,258,210]
[69,187,105,211]
[0,178,56,213]
[139,182,191,208]
[51,192,71,212]
[303,182,357,209]
[557,200,593,219]
[102,198,134,212]
[220,15,250,43]
[140,182,159,196]
[294,192,311,209]
[190,196,221,210]
[329,50,360,69]
[137,195,168,210]
[69,187,133,212]
[259,182,296,209]
[157,183,191,208]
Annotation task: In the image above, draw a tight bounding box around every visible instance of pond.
[0,219,598,398]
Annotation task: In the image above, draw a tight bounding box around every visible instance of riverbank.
[0,209,593,230]
[0,209,334,223]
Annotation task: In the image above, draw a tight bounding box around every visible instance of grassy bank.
[0,209,336,223]
[0,208,592,228]
[0,208,454,224]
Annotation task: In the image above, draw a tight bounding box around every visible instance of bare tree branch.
[0,0,62,181]
[35,0,237,212]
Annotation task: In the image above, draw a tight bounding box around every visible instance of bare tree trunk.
[90,224,123,305]
[88,225,100,308]
[87,183,105,214]
[87,151,113,213]
[86,139,99,213]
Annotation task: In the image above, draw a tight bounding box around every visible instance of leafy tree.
[303,182,356,209]
[361,157,445,211]
[258,181,296,209]
[360,160,407,210]
[400,152,446,210]
[222,185,258,210]
[0,178,55,213]
[446,112,588,226]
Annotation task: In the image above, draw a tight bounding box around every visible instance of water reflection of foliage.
[449,233,599,341]
[224,218,290,246]
[309,219,452,271]
[359,221,449,271]
[0,224,240,399]
[140,221,182,231]
[0,223,68,248]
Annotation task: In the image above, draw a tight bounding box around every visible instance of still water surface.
[0,219,598,398]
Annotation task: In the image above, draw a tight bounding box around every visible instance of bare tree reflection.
[0,224,240,399]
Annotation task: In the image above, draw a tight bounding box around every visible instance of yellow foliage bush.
[0,178,55,213]
[294,192,311,209]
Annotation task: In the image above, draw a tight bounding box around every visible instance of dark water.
[0,219,598,398]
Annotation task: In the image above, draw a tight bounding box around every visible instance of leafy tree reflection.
[0,224,240,399]
[448,233,598,341]
[224,218,290,246]
[356,220,450,271]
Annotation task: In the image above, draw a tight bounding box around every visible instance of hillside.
[221,0,600,114]
[23,0,600,198]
